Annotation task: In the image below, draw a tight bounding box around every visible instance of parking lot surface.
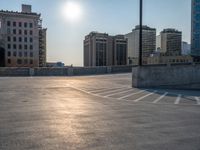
[0,74,200,150]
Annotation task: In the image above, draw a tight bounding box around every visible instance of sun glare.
[61,1,82,22]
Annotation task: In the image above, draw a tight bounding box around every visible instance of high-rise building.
[191,0,200,57]
[156,35,161,52]
[112,35,127,66]
[0,4,47,67]
[160,29,182,56]
[125,25,156,65]
[84,32,127,67]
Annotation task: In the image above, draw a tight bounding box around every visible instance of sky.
[0,0,191,66]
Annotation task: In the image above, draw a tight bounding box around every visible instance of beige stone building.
[84,32,127,67]
[0,4,47,67]
[143,55,193,65]
[160,28,182,56]
[125,25,156,65]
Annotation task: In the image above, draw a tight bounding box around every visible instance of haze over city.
[1,0,191,66]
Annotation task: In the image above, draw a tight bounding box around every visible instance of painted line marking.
[89,87,122,93]
[174,94,182,105]
[104,88,134,97]
[195,97,200,105]
[97,88,129,95]
[133,90,157,102]
[117,90,147,100]
[153,92,168,103]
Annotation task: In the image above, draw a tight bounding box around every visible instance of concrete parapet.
[0,65,135,77]
[132,64,200,89]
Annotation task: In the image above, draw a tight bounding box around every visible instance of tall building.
[125,25,156,64]
[160,28,182,56]
[0,4,47,67]
[156,35,161,52]
[84,32,127,67]
[112,35,127,66]
[191,0,200,57]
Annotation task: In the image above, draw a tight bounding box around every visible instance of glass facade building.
[191,0,200,56]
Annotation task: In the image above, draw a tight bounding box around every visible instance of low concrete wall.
[132,64,200,89]
[0,65,135,77]
[0,68,30,76]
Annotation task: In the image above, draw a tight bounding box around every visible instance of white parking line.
[104,88,134,98]
[133,90,157,102]
[195,97,200,105]
[117,90,146,100]
[174,94,182,105]
[152,92,168,104]
[88,88,112,93]
[97,88,129,95]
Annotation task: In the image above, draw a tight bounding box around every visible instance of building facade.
[84,32,127,67]
[160,28,182,56]
[191,0,200,57]
[182,41,191,55]
[39,28,47,67]
[125,25,156,65]
[112,35,127,66]
[0,4,47,67]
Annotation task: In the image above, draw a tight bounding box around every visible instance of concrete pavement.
[0,74,200,150]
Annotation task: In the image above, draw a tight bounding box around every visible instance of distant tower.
[191,0,200,57]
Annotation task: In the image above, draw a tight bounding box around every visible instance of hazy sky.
[1,0,191,66]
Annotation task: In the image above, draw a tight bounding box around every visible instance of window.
[30,30,33,35]
[19,22,22,27]
[7,44,11,49]
[7,21,11,26]
[30,59,33,64]
[24,30,27,35]
[18,37,22,42]
[24,45,28,50]
[24,52,28,57]
[13,37,16,42]
[19,29,22,35]
[19,44,22,50]
[13,44,17,49]
[30,52,33,57]
[13,29,16,34]
[24,22,27,28]
[7,51,11,57]
[30,45,33,50]
[29,23,33,28]
[7,59,11,64]
[30,38,33,43]
[17,59,22,64]
[24,37,27,42]
[19,52,22,57]
[13,51,17,57]
[7,36,11,41]
[13,22,16,27]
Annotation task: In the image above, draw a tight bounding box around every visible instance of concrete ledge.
[132,65,200,89]
[0,65,136,77]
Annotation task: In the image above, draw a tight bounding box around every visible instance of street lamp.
[139,0,143,66]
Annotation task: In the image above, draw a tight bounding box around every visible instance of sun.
[61,1,82,22]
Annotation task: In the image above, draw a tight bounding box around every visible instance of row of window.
[7,59,33,65]
[7,51,33,57]
[7,28,33,35]
[7,36,33,43]
[7,44,33,50]
[7,21,33,28]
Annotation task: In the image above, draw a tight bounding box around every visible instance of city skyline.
[0,0,191,66]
